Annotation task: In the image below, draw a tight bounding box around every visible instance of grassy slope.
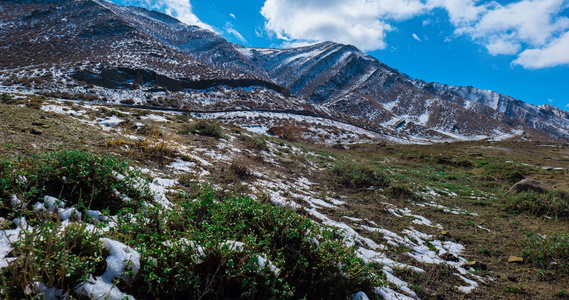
[1,97,569,299]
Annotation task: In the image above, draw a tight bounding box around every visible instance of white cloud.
[225,23,248,44]
[429,0,569,67]
[427,0,487,25]
[412,33,422,42]
[512,30,569,68]
[431,1,568,52]
[230,13,236,19]
[485,37,521,55]
[120,0,213,31]
[260,0,427,51]
[549,99,554,103]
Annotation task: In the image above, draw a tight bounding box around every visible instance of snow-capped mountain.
[93,0,266,77]
[2,0,569,142]
[237,42,569,140]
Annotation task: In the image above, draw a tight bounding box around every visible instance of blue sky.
[110,0,569,110]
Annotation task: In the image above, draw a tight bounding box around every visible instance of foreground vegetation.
[0,150,380,299]
[1,99,569,299]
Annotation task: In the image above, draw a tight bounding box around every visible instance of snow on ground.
[141,114,169,122]
[0,98,492,299]
[75,238,140,300]
[194,110,383,145]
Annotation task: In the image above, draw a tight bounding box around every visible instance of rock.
[7,130,15,134]
[440,252,459,262]
[508,256,524,263]
[31,128,43,135]
[42,124,50,128]
[507,275,518,282]
[466,261,487,270]
[509,179,550,194]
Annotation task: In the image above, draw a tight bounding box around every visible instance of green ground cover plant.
[179,120,225,138]
[523,232,569,273]
[330,158,390,190]
[0,150,381,299]
[113,186,382,299]
[0,150,152,215]
[499,190,569,219]
[1,222,107,299]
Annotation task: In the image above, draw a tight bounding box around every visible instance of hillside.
[1,94,569,299]
[2,1,569,299]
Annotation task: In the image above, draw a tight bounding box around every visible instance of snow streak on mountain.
[1,0,569,142]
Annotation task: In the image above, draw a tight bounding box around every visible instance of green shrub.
[25,95,45,110]
[0,93,12,102]
[114,186,381,299]
[523,232,569,272]
[179,120,224,138]
[240,135,269,152]
[499,190,569,219]
[475,160,530,184]
[2,222,107,298]
[0,150,152,214]
[175,114,189,122]
[331,159,390,190]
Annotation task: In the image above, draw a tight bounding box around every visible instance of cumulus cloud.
[512,30,569,68]
[427,0,487,25]
[120,0,213,31]
[258,0,569,69]
[444,0,569,56]
[260,0,426,51]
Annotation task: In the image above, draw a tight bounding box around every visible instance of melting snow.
[75,238,140,300]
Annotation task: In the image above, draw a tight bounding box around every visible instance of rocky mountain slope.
[1,0,568,143]
[238,42,569,141]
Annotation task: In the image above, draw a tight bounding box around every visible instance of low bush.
[25,95,46,110]
[179,120,224,138]
[475,160,531,184]
[386,185,423,202]
[131,138,178,165]
[499,190,569,219]
[0,150,152,214]
[1,222,108,299]
[331,159,390,190]
[240,135,269,152]
[114,186,382,299]
[523,232,569,272]
[230,157,253,180]
[0,93,12,102]
[175,114,189,122]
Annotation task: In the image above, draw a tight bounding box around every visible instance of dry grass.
[269,122,304,142]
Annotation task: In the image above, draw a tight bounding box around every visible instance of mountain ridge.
[1,0,568,142]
